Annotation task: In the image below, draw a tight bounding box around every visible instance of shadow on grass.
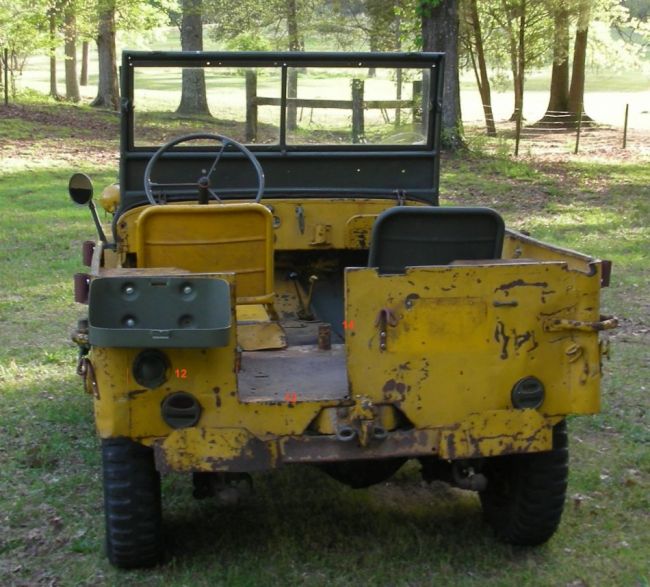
[159,464,528,580]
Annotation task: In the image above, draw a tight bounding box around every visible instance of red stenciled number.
[175,368,188,379]
[284,391,297,404]
[342,319,355,330]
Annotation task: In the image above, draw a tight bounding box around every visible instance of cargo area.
[237,344,348,402]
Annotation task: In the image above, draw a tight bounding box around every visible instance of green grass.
[0,95,648,586]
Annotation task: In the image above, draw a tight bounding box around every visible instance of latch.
[375,308,398,351]
[544,315,618,333]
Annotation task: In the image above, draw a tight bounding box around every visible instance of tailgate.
[345,261,608,429]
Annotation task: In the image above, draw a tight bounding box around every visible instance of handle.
[544,315,618,333]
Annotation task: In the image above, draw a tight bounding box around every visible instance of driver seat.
[134,202,274,305]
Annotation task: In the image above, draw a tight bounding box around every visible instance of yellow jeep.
[69,51,616,568]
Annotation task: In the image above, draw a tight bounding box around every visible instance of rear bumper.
[150,409,559,473]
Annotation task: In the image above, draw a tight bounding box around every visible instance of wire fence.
[464,102,649,159]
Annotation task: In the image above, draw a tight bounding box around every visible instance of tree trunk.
[177,0,210,115]
[80,40,89,86]
[536,7,569,127]
[64,7,80,102]
[468,0,496,136]
[286,0,300,131]
[49,9,60,99]
[91,2,119,110]
[516,0,525,123]
[421,0,463,149]
[568,0,592,123]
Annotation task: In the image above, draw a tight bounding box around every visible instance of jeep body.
[69,51,616,568]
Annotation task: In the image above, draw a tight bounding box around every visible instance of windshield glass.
[132,63,431,148]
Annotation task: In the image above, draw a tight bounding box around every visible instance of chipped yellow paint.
[85,201,611,472]
[437,410,558,459]
[153,427,277,472]
[237,322,287,351]
[117,199,404,253]
[345,260,603,430]
[236,304,287,350]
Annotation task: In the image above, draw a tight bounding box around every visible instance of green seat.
[368,207,505,274]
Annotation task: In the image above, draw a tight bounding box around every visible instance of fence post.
[514,107,522,157]
[412,80,422,123]
[351,78,364,144]
[287,68,298,131]
[574,103,583,155]
[395,68,402,127]
[3,48,8,106]
[622,103,629,149]
[245,70,258,143]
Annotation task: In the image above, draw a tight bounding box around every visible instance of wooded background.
[1,0,649,146]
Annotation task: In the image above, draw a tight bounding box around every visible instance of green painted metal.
[88,276,232,348]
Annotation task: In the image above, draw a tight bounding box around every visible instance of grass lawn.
[0,95,648,586]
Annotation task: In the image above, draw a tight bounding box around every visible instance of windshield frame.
[118,51,445,215]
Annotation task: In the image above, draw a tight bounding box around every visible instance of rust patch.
[398,361,411,371]
[405,293,420,307]
[127,389,147,399]
[514,330,538,352]
[494,321,510,359]
[446,434,457,459]
[213,386,222,408]
[281,429,435,463]
[383,379,406,394]
[495,279,548,293]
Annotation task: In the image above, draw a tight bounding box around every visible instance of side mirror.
[69,173,107,244]
[69,173,94,206]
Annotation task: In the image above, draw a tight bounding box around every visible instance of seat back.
[368,206,505,273]
[135,203,274,304]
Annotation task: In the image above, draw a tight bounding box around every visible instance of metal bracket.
[375,308,398,351]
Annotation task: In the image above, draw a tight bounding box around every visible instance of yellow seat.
[135,203,274,305]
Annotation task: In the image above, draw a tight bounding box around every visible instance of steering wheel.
[144,133,265,205]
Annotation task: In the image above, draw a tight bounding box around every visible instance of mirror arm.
[88,200,108,244]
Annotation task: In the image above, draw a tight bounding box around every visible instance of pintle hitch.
[335,396,388,447]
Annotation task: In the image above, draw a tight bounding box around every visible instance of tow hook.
[72,319,99,398]
[336,396,388,447]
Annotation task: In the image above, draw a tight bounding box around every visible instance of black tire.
[102,438,163,568]
[479,420,569,546]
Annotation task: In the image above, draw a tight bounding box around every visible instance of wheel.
[479,420,569,546]
[143,132,265,204]
[318,458,406,489]
[102,438,163,568]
